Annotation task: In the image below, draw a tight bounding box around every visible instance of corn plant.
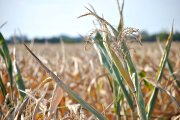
[146,25,174,118]
[0,32,26,107]
[79,0,179,119]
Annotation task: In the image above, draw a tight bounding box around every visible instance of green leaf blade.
[0,33,13,89]
[94,32,134,112]
[147,25,173,118]
[15,64,26,100]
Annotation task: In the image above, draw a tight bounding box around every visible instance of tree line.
[5,31,180,44]
[141,31,180,42]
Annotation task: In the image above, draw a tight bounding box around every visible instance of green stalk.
[94,32,134,112]
[102,27,146,119]
[102,29,135,93]
[158,39,180,87]
[0,33,13,99]
[15,63,26,100]
[167,60,180,87]
[120,41,147,120]
[147,25,173,118]
[113,81,121,120]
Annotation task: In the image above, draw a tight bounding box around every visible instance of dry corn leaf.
[0,91,4,104]
[49,84,64,116]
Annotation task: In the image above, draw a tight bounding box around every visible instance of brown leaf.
[49,84,64,117]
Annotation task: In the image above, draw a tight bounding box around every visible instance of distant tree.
[141,31,156,42]
[5,31,179,44]
[7,35,29,44]
[157,31,168,41]
[173,31,180,41]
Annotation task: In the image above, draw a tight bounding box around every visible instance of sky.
[0,0,180,39]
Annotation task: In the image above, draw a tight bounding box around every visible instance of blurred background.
[0,0,180,42]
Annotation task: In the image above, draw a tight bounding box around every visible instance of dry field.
[1,42,179,119]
